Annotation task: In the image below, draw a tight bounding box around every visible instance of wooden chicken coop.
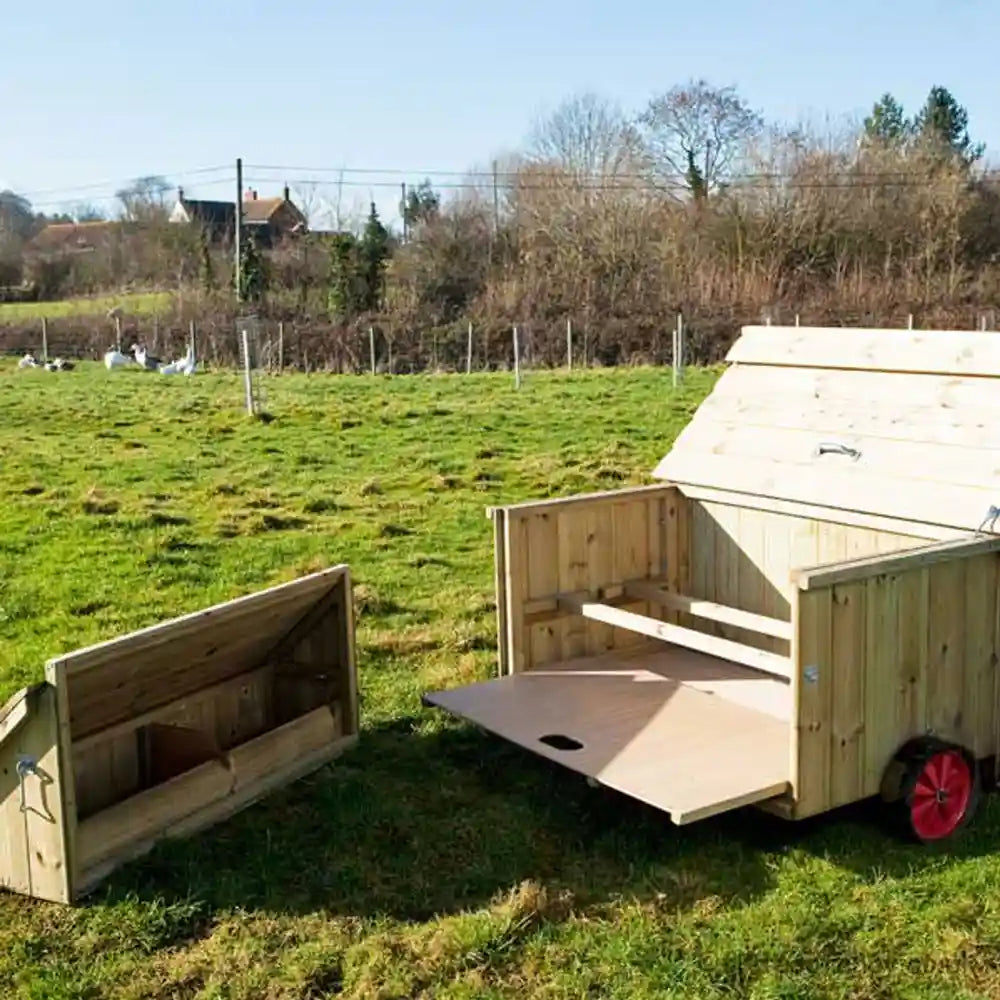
[0,564,358,903]
[426,324,1000,842]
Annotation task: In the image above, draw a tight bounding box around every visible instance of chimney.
[283,184,290,202]
[177,186,184,201]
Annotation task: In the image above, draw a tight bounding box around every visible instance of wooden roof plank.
[728,325,1000,377]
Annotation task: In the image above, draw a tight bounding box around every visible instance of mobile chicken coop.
[0,565,358,903]
[426,324,1000,842]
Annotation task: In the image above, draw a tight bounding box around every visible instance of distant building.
[23,220,125,259]
[168,186,307,247]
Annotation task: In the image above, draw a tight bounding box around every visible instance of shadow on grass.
[91,713,1000,926]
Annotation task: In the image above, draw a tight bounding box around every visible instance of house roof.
[243,197,285,223]
[25,220,122,254]
[174,198,235,228]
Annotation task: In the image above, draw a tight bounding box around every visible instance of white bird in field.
[104,347,131,370]
[17,352,40,369]
[159,340,196,376]
[130,343,160,371]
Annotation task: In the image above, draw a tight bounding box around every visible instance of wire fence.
[2,306,998,376]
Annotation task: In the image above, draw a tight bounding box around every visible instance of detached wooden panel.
[0,565,359,904]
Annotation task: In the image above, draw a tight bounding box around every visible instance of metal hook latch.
[978,505,1000,534]
[815,442,861,460]
[16,755,38,813]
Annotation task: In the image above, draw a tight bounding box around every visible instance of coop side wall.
[791,549,1000,819]
[491,485,684,674]
[683,498,934,655]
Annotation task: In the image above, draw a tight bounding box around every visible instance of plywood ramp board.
[425,646,790,825]
[653,326,1000,533]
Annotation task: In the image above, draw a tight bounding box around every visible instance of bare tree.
[292,181,321,227]
[638,79,764,198]
[115,175,171,222]
[527,91,646,181]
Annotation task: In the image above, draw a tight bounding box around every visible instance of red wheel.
[880,737,980,843]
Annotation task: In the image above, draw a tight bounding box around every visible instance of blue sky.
[2,0,995,231]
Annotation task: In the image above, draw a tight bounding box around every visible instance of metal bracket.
[16,755,38,813]
[978,506,1000,534]
[815,442,861,461]
[803,665,819,684]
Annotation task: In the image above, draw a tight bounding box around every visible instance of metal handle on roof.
[815,442,861,461]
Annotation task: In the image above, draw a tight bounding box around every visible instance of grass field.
[0,290,173,322]
[4,361,1000,999]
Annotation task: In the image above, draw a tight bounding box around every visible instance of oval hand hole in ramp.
[538,733,584,751]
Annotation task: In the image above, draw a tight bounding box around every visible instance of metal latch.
[16,755,38,813]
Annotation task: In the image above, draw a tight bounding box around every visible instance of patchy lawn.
[2,360,1000,999]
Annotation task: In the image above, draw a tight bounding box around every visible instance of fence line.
[3,308,998,377]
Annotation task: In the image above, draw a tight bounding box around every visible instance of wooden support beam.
[623,581,792,641]
[794,533,1000,591]
[556,594,793,680]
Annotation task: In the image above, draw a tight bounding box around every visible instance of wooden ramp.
[424,648,791,825]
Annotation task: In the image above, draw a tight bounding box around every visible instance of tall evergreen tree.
[326,232,361,321]
[914,85,984,165]
[863,92,911,145]
[359,202,390,312]
[238,231,268,302]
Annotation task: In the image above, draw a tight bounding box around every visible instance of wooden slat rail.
[556,594,793,681]
[522,580,792,643]
[794,533,1000,591]
[622,580,792,641]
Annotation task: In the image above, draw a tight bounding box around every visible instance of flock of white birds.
[17,340,197,376]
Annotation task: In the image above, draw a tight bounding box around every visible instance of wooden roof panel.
[653,325,1000,533]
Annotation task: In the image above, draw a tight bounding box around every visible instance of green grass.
[3,361,1000,999]
[0,290,173,322]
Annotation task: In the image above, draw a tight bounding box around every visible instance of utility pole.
[235,157,244,302]
[400,181,408,243]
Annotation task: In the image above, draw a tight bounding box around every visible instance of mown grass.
[3,361,1000,999]
[0,290,173,322]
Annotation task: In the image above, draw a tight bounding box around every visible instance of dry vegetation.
[3,83,1000,371]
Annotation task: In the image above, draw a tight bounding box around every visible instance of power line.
[15,164,232,202]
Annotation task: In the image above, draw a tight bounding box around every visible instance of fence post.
[41,317,48,363]
[278,321,284,371]
[241,329,255,415]
[189,319,197,362]
[369,326,376,375]
[672,313,684,388]
[566,317,572,371]
[513,325,521,389]
[466,321,473,374]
